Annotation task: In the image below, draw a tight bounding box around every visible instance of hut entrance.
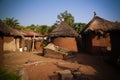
[24,40,32,52]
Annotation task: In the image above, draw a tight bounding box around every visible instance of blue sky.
[0,0,120,26]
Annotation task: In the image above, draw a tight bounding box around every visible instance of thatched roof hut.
[0,21,23,52]
[49,21,79,37]
[0,21,22,37]
[82,15,120,34]
[49,21,79,52]
[17,30,44,52]
[81,14,120,54]
[0,21,22,65]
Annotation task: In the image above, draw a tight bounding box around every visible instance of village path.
[3,51,120,80]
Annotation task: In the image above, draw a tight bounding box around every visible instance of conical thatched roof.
[0,21,22,37]
[49,21,79,37]
[81,15,120,34]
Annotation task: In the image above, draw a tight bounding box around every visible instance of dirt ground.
[3,51,120,80]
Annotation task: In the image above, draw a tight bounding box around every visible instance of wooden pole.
[32,34,35,51]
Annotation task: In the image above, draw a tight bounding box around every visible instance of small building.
[18,30,44,51]
[0,21,22,66]
[49,21,79,52]
[0,21,22,52]
[81,14,119,55]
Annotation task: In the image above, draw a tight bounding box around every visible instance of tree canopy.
[73,23,86,33]
[1,10,87,34]
[57,10,86,33]
[3,17,20,28]
[57,10,74,27]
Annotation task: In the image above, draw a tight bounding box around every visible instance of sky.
[0,0,120,26]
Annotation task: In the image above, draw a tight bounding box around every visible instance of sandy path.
[3,51,120,80]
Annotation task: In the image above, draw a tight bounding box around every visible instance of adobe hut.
[49,21,79,52]
[81,13,119,55]
[0,21,22,66]
[18,30,43,51]
[0,21,22,52]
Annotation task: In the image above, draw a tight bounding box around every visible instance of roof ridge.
[49,21,79,37]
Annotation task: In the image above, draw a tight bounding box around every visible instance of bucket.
[19,48,23,52]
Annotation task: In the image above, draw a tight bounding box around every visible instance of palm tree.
[3,17,19,28]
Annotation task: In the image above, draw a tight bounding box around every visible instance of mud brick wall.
[35,41,42,51]
[4,36,15,51]
[91,35,111,54]
[0,36,3,66]
[52,37,78,52]
[82,33,111,55]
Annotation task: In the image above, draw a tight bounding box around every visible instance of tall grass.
[0,68,21,80]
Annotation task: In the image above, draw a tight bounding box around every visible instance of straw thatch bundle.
[18,30,42,37]
[0,21,22,36]
[49,21,79,37]
[82,15,120,34]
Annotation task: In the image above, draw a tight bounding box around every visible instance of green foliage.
[26,24,37,31]
[40,40,48,48]
[2,14,87,35]
[14,26,26,30]
[24,24,51,34]
[39,25,50,34]
[48,23,57,33]
[0,68,21,80]
[57,10,74,27]
[57,11,86,33]
[3,17,20,29]
[73,23,86,33]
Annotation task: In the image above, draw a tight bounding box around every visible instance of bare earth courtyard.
[3,51,120,80]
